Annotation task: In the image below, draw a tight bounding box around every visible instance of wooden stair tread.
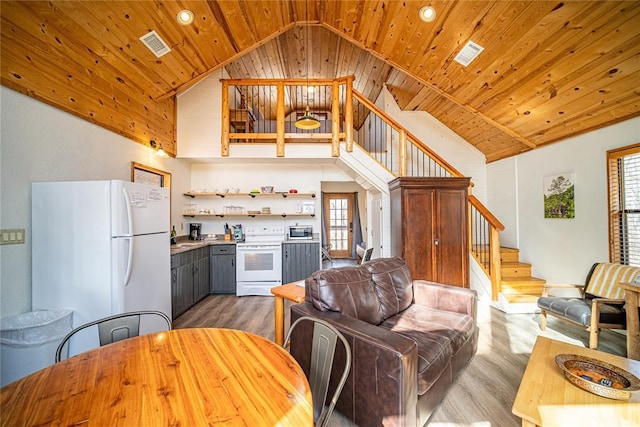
[501,276,546,284]
[501,262,532,267]
[503,294,541,304]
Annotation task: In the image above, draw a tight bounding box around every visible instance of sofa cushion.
[306,266,384,325]
[362,257,414,321]
[380,305,475,395]
[537,297,626,327]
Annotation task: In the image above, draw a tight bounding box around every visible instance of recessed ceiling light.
[176,9,194,26]
[418,5,436,23]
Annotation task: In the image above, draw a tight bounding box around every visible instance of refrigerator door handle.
[122,186,134,237]
[123,236,134,286]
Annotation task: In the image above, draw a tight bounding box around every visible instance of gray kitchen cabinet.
[171,246,210,320]
[210,244,236,294]
[193,247,210,303]
[171,251,194,319]
[282,241,320,283]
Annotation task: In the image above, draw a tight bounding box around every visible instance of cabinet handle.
[434,238,439,246]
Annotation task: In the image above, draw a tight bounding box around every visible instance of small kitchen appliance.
[189,223,202,240]
[288,225,313,240]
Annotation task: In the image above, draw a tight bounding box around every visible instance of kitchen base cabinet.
[171,252,194,319]
[171,247,210,320]
[210,245,236,294]
[193,247,210,303]
[282,241,320,283]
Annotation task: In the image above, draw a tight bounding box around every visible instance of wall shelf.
[184,192,316,199]
[183,213,315,218]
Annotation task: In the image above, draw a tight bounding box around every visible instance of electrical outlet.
[0,228,25,245]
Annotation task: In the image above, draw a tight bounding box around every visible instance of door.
[323,193,354,258]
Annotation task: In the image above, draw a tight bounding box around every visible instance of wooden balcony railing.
[221,77,505,298]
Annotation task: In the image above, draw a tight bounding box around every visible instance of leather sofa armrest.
[290,302,419,426]
[412,280,477,318]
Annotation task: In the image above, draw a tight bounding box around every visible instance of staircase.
[498,247,546,303]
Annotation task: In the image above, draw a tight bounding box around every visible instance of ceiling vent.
[139,30,171,58]
[454,40,484,67]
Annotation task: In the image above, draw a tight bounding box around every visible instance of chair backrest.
[284,316,351,427]
[361,247,374,264]
[585,262,640,300]
[55,310,171,362]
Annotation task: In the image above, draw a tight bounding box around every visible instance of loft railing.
[221,77,504,299]
[221,77,352,157]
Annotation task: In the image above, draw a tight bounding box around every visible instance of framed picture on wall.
[543,172,575,219]
[131,162,171,188]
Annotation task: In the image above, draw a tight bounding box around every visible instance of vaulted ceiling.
[2,1,639,162]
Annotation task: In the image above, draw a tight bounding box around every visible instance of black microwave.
[288,225,313,240]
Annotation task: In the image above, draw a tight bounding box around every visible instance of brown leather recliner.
[289,257,478,427]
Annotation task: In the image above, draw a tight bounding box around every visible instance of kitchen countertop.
[170,238,321,255]
[170,238,236,255]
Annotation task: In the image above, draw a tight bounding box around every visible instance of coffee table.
[271,280,306,346]
[512,336,640,427]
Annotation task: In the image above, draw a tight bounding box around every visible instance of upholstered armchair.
[288,257,478,426]
[537,262,640,349]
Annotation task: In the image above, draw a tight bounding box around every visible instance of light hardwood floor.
[174,291,627,426]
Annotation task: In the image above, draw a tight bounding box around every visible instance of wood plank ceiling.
[1,1,639,162]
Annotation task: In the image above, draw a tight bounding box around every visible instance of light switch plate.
[0,228,25,245]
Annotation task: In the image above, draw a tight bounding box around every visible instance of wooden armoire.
[390,177,470,288]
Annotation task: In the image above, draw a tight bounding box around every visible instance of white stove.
[236,226,285,296]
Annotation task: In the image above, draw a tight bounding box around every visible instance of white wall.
[488,117,640,284]
[0,87,192,317]
[188,162,355,237]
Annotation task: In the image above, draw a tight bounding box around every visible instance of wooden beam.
[221,81,230,156]
[276,82,285,156]
[345,76,354,152]
[331,81,340,157]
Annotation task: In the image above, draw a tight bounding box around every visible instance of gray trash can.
[0,309,72,386]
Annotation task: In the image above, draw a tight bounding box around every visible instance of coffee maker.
[189,223,202,240]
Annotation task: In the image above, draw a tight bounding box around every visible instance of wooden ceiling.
[2,1,639,162]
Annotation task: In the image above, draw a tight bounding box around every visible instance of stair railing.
[351,89,462,178]
[469,195,505,301]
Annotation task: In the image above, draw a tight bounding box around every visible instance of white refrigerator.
[32,180,171,357]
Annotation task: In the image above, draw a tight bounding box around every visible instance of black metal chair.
[284,316,351,427]
[321,243,332,266]
[55,310,172,362]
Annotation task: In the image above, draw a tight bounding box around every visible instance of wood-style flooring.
[173,280,627,426]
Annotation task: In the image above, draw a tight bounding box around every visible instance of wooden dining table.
[0,328,313,426]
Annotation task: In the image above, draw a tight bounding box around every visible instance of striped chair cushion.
[586,263,640,300]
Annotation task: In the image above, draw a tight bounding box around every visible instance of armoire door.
[435,188,468,287]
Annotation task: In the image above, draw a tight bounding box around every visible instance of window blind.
[608,143,640,266]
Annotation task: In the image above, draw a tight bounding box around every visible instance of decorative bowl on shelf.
[554,353,640,400]
[261,186,274,193]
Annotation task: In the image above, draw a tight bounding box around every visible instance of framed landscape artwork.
[544,172,575,219]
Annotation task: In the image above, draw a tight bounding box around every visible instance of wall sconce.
[150,140,168,157]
